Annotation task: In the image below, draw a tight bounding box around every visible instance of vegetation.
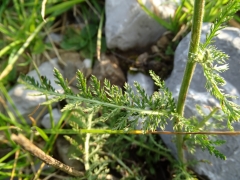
[0,0,240,179]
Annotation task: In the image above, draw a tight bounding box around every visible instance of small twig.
[11,133,84,177]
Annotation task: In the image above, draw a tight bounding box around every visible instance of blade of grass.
[13,0,23,21]
[96,11,104,61]
[0,147,18,163]
[10,149,20,180]
[0,40,22,58]
[34,126,49,142]
[0,20,47,81]
[0,0,9,22]
[45,0,85,17]
[0,82,29,128]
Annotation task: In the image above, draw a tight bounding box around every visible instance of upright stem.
[175,0,205,164]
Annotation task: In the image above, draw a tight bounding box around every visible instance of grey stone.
[56,136,84,171]
[91,54,125,87]
[162,23,240,180]
[41,108,62,129]
[8,59,63,124]
[45,33,62,45]
[105,0,177,51]
[127,72,154,129]
[127,71,154,97]
[61,52,90,88]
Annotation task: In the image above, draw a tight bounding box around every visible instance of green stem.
[175,0,205,164]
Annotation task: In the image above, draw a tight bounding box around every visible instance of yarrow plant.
[6,0,240,179]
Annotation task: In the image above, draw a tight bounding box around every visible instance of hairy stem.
[175,0,205,164]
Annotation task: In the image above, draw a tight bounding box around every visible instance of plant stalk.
[175,0,205,164]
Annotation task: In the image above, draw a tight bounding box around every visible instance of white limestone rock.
[8,59,63,124]
[161,23,240,180]
[105,0,177,51]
